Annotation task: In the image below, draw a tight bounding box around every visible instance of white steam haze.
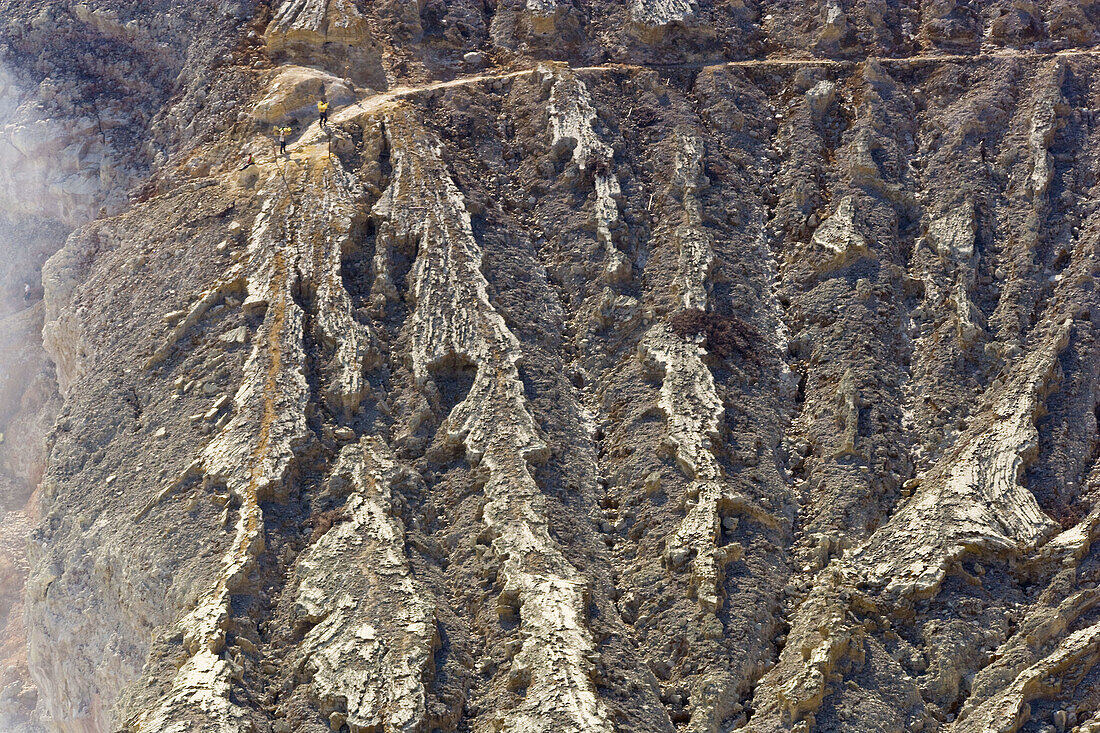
[0,56,97,732]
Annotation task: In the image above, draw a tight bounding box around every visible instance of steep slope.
[4,2,1100,733]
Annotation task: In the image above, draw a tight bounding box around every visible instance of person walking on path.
[318,98,329,128]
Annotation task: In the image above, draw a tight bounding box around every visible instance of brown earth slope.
[2,2,1100,732]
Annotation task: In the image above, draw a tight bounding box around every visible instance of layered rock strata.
[6,2,1100,733]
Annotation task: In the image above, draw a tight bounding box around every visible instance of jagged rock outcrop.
[264,0,384,87]
[2,2,1100,733]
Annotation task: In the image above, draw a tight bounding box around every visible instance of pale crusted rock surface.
[287,438,437,732]
[251,66,354,125]
[2,2,1100,733]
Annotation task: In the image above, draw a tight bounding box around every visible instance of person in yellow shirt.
[318,98,329,128]
[274,126,291,154]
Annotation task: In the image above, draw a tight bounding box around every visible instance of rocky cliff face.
[3,1,1100,732]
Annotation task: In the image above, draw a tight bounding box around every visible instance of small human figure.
[318,98,329,128]
[238,153,255,171]
[22,282,31,303]
[274,126,291,155]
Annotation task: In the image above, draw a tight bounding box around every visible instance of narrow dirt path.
[289,46,1100,150]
